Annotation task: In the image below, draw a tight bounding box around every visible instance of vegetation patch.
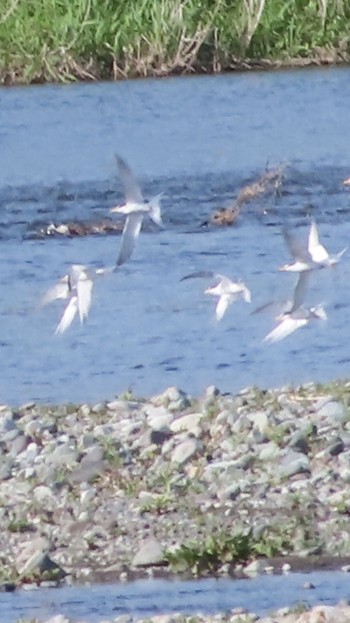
[164,527,293,575]
[0,0,349,84]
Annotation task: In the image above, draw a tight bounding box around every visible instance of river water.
[2,571,350,622]
[1,66,350,405]
[1,66,350,620]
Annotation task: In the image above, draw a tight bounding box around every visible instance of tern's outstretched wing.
[290,271,310,313]
[282,227,311,262]
[180,271,217,282]
[308,220,329,263]
[215,294,231,321]
[55,297,78,334]
[40,277,69,307]
[116,212,143,267]
[116,155,144,204]
[263,316,307,343]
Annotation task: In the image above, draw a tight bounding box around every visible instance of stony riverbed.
[2,380,350,593]
[15,602,350,623]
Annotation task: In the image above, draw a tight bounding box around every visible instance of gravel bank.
[1,380,350,590]
[16,602,350,623]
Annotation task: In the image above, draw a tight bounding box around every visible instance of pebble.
[132,537,165,567]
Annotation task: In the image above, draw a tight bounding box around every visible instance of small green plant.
[140,493,174,515]
[265,424,288,446]
[288,602,309,615]
[100,438,122,468]
[165,531,255,575]
[8,519,34,533]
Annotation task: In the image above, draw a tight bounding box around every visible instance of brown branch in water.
[235,162,286,207]
[207,162,286,227]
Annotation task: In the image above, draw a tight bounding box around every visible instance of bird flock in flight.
[40,155,347,343]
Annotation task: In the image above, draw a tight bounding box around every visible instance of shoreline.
[1,378,350,590]
[1,53,349,87]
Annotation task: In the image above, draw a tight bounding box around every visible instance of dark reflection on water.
[1,572,350,623]
[0,68,350,405]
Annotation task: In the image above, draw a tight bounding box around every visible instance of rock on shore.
[1,380,350,589]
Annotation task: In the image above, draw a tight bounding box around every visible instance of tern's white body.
[262,272,326,343]
[41,264,112,334]
[181,271,251,321]
[308,219,347,266]
[110,155,163,267]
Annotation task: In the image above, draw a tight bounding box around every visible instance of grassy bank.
[0,0,349,84]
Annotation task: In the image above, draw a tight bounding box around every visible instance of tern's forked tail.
[148,193,164,227]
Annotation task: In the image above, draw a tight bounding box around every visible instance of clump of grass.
[0,0,349,84]
[164,527,293,575]
[165,531,255,575]
[165,517,324,575]
[140,492,175,515]
[7,519,35,533]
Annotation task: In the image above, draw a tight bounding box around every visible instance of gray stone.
[259,442,281,461]
[171,437,202,466]
[0,414,17,434]
[3,428,20,443]
[45,616,70,623]
[46,443,78,467]
[7,434,28,457]
[34,485,56,505]
[288,429,310,454]
[113,616,133,623]
[16,537,66,579]
[170,413,202,434]
[205,385,220,399]
[91,402,106,414]
[154,386,191,412]
[132,537,165,567]
[278,450,310,478]
[146,405,173,429]
[0,458,12,480]
[327,438,345,456]
[317,399,345,422]
[71,446,105,483]
[217,483,241,501]
[246,410,270,434]
[151,429,172,446]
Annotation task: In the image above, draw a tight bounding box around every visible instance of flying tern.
[261,272,326,343]
[181,271,251,321]
[110,155,163,267]
[41,264,113,334]
[279,220,346,272]
[263,304,327,343]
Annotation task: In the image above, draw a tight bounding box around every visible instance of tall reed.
[0,0,349,83]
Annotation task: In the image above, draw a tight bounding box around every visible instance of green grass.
[165,531,256,575]
[164,526,297,575]
[0,0,349,83]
